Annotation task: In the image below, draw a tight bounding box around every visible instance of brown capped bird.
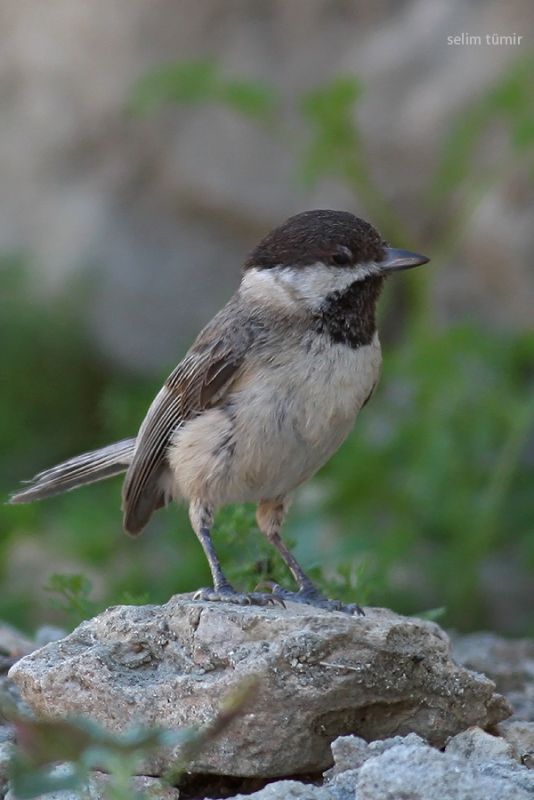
[10,210,429,613]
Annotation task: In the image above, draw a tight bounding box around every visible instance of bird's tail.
[9,438,136,504]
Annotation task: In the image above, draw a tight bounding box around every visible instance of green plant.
[130,60,276,123]
[317,325,534,630]
[5,679,258,799]
[44,574,98,625]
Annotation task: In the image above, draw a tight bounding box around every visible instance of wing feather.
[122,304,255,534]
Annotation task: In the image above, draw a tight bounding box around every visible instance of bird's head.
[241,209,429,310]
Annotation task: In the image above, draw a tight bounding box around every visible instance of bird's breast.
[251,330,381,441]
[168,332,381,505]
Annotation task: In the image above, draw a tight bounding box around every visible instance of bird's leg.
[256,498,364,616]
[190,502,230,592]
[188,500,283,607]
[256,497,315,589]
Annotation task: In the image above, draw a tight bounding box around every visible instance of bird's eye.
[332,246,353,266]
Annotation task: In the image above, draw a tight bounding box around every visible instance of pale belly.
[168,333,381,507]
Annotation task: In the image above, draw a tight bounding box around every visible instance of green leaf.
[120,590,151,606]
[14,718,94,766]
[302,75,362,120]
[10,760,84,799]
[431,54,534,198]
[299,76,363,186]
[130,60,218,114]
[130,59,277,122]
[218,80,276,121]
[415,607,447,622]
[43,572,97,623]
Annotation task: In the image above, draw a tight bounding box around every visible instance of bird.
[10,209,429,613]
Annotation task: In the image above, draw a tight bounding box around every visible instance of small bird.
[10,210,429,613]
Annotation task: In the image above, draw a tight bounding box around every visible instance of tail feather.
[9,438,136,504]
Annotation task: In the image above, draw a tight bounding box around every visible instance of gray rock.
[0,623,66,677]
[325,736,369,776]
[452,632,534,694]
[0,741,13,792]
[0,623,34,665]
[0,727,14,743]
[217,780,334,800]
[452,632,534,721]
[445,726,514,762]
[242,734,534,800]
[476,759,534,795]
[8,597,510,778]
[0,676,33,724]
[34,626,68,648]
[326,769,360,800]
[497,720,534,768]
[325,732,426,777]
[356,742,534,800]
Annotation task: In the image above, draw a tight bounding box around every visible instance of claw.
[269,585,364,616]
[191,583,357,614]
[191,586,282,608]
[253,582,286,608]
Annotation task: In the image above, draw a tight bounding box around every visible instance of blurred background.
[0,0,532,636]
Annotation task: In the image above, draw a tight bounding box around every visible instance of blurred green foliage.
[1,55,533,638]
[10,716,188,799]
[321,325,534,629]
[44,573,98,623]
[130,59,276,122]
[432,54,534,198]
[4,678,257,798]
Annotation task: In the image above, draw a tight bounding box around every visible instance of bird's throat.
[312,276,384,348]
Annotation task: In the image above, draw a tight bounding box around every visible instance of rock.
[224,733,534,800]
[0,741,13,793]
[0,676,33,726]
[0,623,66,675]
[325,736,369,776]
[99,773,180,799]
[325,732,426,777]
[326,769,360,800]
[0,624,34,659]
[8,597,510,778]
[215,780,334,800]
[445,726,514,762]
[356,742,534,800]
[475,760,534,796]
[497,720,534,768]
[452,632,534,694]
[4,768,179,799]
[0,727,14,743]
[34,626,67,648]
[452,632,534,721]
[0,624,67,677]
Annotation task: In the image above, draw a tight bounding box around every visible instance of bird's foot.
[266,582,364,616]
[192,583,285,607]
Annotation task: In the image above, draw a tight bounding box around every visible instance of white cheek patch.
[241,262,382,308]
[276,264,357,302]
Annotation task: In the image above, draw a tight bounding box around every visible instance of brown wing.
[122,303,255,534]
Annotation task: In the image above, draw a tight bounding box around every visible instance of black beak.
[379,248,430,273]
